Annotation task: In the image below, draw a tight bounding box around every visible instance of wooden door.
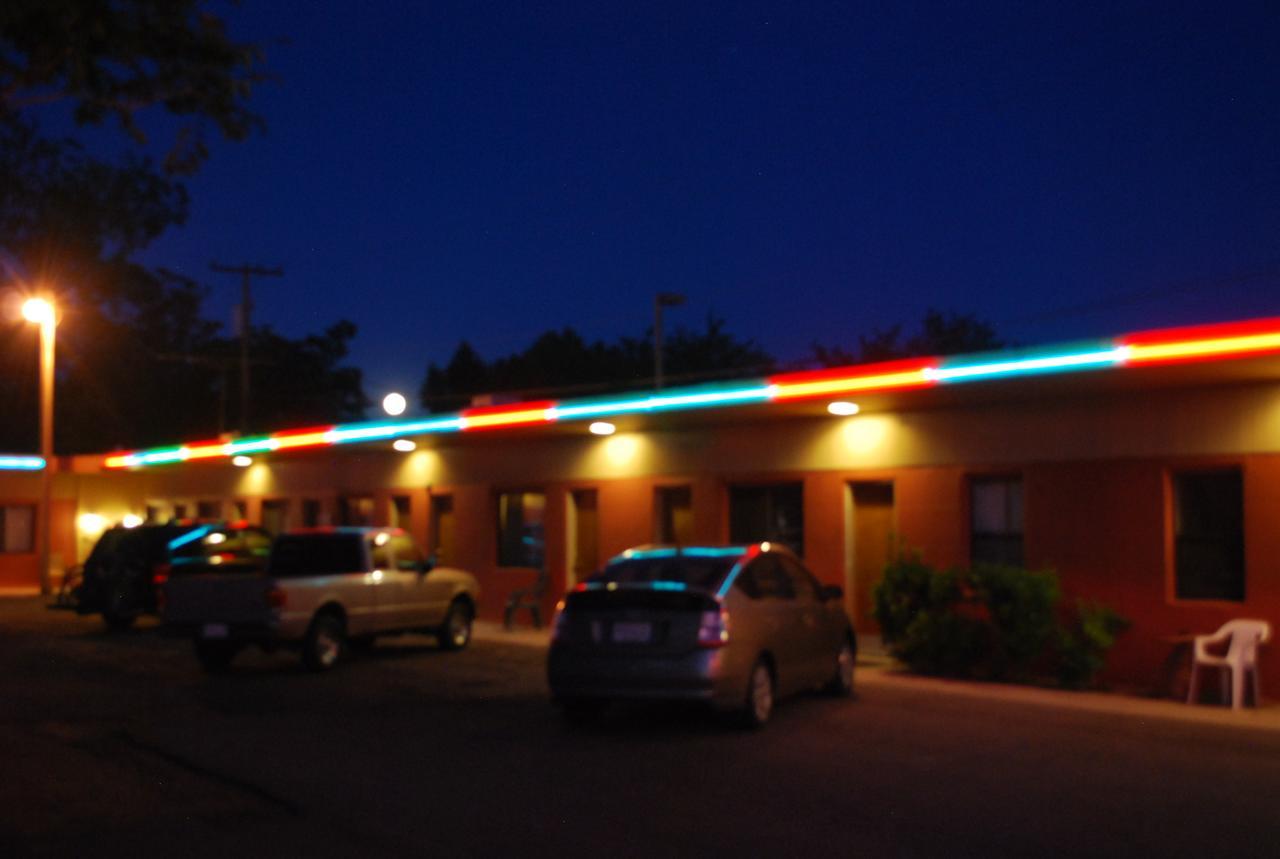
[570,490,599,585]
[851,482,894,633]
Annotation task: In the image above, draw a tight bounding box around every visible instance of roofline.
[90,314,1280,472]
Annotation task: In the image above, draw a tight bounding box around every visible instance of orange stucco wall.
[6,375,1280,699]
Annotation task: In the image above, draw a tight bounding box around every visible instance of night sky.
[140,1,1280,402]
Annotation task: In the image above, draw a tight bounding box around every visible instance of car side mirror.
[820,584,843,602]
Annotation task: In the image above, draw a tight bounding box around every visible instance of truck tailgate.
[163,572,275,627]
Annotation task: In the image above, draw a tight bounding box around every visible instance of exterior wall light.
[827,401,860,416]
[589,421,616,436]
[78,513,106,535]
[121,514,143,529]
[232,455,253,467]
[393,438,417,452]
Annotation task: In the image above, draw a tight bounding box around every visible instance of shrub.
[969,563,1059,680]
[1054,602,1131,689]
[873,554,1126,687]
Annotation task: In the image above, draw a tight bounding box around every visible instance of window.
[1,505,35,553]
[970,476,1024,566]
[734,555,795,600]
[729,483,804,556]
[340,496,375,526]
[390,535,426,572]
[196,500,221,520]
[1174,469,1244,601]
[778,556,819,601]
[655,486,694,544]
[370,535,392,570]
[497,491,546,568]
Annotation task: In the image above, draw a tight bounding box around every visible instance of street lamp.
[22,296,55,595]
[654,292,686,390]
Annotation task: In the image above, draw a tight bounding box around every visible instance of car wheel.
[438,599,473,651]
[741,659,775,729]
[302,613,345,671]
[825,637,856,697]
[194,640,239,673]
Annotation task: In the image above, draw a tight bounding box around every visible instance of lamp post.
[653,292,686,390]
[21,297,55,595]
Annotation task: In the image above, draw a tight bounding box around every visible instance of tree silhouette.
[812,309,1004,367]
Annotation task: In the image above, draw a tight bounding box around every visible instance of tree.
[812,309,1005,367]
[420,317,775,412]
[0,3,369,451]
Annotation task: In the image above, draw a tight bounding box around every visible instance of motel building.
[3,315,1280,696]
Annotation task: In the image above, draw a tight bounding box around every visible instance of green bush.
[872,555,1126,687]
[1054,602,1131,689]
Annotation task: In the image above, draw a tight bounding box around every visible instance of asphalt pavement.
[2,599,1279,858]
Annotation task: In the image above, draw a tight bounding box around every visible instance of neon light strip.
[0,455,45,471]
[100,315,1280,470]
[927,346,1126,382]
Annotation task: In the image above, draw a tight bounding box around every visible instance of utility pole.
[654,292,686,390]
[210,262,283,433]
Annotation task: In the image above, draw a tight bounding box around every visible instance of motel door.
[851,482,894,634]
[430,495,456,566]
[570,489,599,586]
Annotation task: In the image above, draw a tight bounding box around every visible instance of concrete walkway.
[481,621,1280,734]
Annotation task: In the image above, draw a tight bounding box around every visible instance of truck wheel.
[194,640,239,673]
[438,599,473,651]
[303,613,345,671]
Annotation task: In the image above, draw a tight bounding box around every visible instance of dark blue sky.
[141,1,1280,400]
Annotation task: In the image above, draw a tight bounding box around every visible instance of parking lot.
[3,598,1280,858]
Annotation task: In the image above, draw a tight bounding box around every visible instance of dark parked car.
[547,543,856,727]
[76,521,271,629]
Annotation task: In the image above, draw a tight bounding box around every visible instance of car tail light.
[696,607,730,648]
[550,600,568,642]
[151,563,171,586]
[266,586,287,609]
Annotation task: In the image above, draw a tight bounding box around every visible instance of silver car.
[547,543,855,727]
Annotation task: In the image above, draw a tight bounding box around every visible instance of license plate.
[201,623,229,639]
[611,621,652,644]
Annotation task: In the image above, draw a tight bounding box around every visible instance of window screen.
[970,476,1024,566]
[1174,469,1244,601]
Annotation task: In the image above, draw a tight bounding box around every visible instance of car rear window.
[269,534,366,577]
[87,525,198,567]
[592,556,738,592]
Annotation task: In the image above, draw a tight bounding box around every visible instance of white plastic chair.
[1186,619,1271,709]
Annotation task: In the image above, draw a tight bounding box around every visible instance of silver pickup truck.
[162,527,481,672]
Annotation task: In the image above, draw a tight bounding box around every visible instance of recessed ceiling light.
[589,421,617,436]
[827,401,860,416]
[393,438,417,452]
[232,455,253,467]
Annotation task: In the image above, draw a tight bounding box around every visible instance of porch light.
[827,401,860,416]
[393,438,417,452]
[589,421,616,436]
[232,455,253,467]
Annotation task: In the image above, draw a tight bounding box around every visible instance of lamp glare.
[589,421,616,436]
[827,401,861,416]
